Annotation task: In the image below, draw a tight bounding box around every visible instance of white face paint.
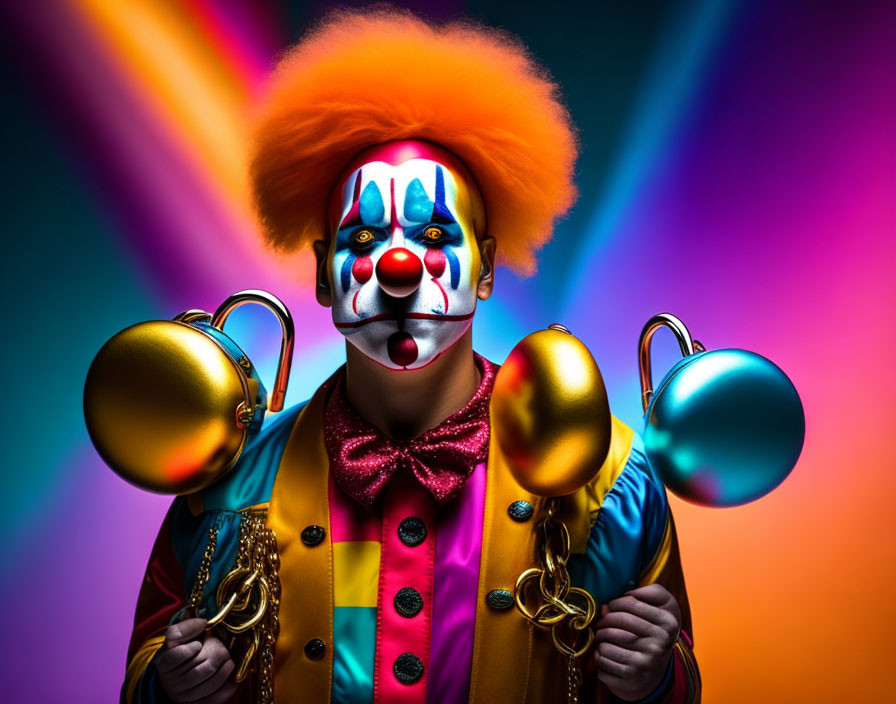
[328,157,482,369]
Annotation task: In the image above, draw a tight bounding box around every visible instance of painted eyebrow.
[339,169,364,228]
[402,164,458,226]
[338,169,387,229]
[431,165,455,224]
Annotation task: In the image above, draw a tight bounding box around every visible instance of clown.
[121,10,700,704]
[319,141,490,372]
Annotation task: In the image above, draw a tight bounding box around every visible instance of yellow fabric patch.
[560,414,635,555]
[638,513,673,586]
[124,634,166,704]
[333,541,381,607]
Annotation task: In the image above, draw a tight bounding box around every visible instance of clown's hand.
[591,584,680,702]
[157,618,239,703]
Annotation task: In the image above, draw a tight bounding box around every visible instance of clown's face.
[324,144,486,369]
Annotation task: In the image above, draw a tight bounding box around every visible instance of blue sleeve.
[571,432,670,605]
[199,401,305,512]
[122,403,306,703]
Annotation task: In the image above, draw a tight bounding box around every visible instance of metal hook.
[638,313,698,413]
[211,290,294,412]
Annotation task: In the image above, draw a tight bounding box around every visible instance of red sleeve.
[662,630,701,704]
[126,500,186,663]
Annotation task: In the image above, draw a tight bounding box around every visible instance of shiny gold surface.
[83,320,250,494]
[492,326,612,497]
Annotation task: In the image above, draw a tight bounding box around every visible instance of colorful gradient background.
[1,1,893,702]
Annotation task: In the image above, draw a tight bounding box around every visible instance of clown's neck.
[344,327,480,442]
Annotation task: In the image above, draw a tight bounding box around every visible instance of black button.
[393,653,424,684]
[304,638,326,659]
[301,525,326,546]
[394,587,424,617]
[486,589,514,610]
[397,517,427,547]
[507,500,534,522]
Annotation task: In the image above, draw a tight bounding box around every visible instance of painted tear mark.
[340,252,356,293]
[433,277,449,313]
[445,246,461,288]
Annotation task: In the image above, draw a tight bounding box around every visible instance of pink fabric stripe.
[665,650,690,704]
[328,471,381,543]
[426,462,486,704]
[374,475,437,704]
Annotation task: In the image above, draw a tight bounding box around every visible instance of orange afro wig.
[250,7,578,275]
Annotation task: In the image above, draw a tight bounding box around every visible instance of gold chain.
[257,518,280,704]
[189,510,281,704]
[514,498,596,704]
[567,653,582,704]
[188,517,222,612]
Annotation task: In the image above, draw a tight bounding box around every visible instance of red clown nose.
[376,248,424,298]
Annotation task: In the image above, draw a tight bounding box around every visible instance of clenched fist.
[157,618,239,704]
[592,584,681,702]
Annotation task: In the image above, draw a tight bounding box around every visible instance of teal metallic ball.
[644,349,804,507]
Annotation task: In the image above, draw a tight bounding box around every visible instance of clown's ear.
[312,240,333,308]
[477,237,496,301]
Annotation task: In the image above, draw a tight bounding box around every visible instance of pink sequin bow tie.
[323,355,497,508]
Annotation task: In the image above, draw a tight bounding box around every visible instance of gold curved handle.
[211,290,294,412]
[638,313,702,414]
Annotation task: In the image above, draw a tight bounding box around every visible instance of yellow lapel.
[470,414,635,703]
[268,388,333,702]
[468,412,544,703]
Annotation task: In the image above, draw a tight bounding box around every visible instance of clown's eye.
[422,226,445,243]
[351,229,376,247]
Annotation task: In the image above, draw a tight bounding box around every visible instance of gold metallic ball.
[492,327,611,497]
[84,321,253,494]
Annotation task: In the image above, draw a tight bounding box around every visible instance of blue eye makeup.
[405,221,463,247]
[336,226,386,253]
